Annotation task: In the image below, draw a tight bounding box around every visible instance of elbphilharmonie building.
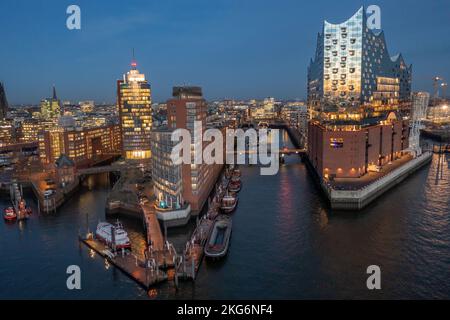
[307,7,412,117]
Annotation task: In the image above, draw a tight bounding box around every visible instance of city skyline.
[1,0,449,105]
[1,1,449,303]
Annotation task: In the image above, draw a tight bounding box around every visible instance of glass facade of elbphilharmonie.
[307,7,412,118]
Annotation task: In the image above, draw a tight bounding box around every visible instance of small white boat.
[95,221,131,250]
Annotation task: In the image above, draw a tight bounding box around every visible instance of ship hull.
[204,216,232,259]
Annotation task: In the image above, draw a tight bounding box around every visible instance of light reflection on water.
[0,137,449,299]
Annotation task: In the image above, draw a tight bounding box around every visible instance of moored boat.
[220,193,238,214]
[3,207,17,222]
[204,215,232,259]
[232,168,241,179]
[95,221,131,250]
[228,180,241,193]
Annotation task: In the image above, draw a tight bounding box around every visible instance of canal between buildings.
[1,131,449,299]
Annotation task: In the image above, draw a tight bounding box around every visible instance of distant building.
[19,119,42,143]
[79,101,95,113]
[0,82,9,120]
[55,154,76,187]
[409,92,430,156]
[117,60,152,160]
[0,120,14,146]
[40,86,61,120]
[39,124,122,167]
[307,7,412,117]
[281,103,309,138]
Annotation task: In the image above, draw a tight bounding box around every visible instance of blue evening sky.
[0,0,449,104]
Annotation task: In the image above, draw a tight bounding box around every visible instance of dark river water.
[1,131,449,299]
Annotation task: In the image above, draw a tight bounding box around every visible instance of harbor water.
[1,131,449,299]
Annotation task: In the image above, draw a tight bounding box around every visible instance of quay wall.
[322,152,433,210]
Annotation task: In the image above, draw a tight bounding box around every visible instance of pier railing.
[325,152,433,200]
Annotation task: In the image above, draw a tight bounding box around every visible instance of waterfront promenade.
[141,203,164,251]
[323,152,433,209]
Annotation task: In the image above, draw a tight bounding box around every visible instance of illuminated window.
[330,138,344,148]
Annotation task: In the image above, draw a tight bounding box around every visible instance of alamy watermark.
[366,5,381,30]
[66,265,81,290]
[366,265,381,290]
[171,122,280,176]
[66,5,81,30]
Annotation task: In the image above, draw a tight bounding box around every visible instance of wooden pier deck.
[140,203,177,268]
[80,237,168,289]
[141,204,164,250]
[175,215,214,280]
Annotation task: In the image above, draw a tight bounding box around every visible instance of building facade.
[281,103,309,138]
[307,7,412,180]
[307,7,412,117]
[151,128,184,210]
[308,112,409,179]
[166,86,223,213]
[40,86,61,120]
[0,82,9,120]
[19,119,42,143]
[117,61,152,160]
[39,124,122,167]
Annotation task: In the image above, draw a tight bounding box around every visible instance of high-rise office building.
[117,60,152,160]
[0,82,9,120]
[166,86,223,213]
[40,86,61,120]
[307,7,412,117]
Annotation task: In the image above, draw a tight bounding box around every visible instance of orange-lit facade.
[308,112,409,179]
[166,86,223,213]
[39,124,122,167]
[117,63,152,160]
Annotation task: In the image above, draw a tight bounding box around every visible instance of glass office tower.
[117,61,152,160]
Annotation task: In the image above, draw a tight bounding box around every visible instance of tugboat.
[95,220,131,250]
[3,207,17,222]
[204,215,232,259]
[220,192,238,214]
